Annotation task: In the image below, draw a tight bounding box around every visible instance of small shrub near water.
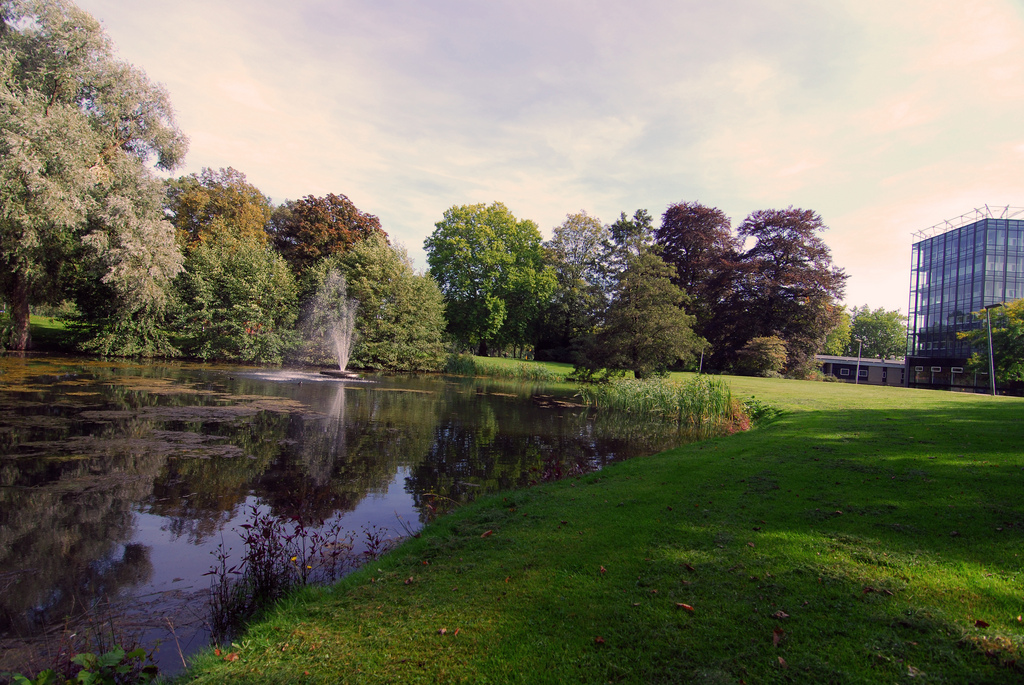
[576,375,745,434]
[206,506,397,641]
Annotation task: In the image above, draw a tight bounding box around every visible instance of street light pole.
[984,304,999,397]
[854,338,864,385]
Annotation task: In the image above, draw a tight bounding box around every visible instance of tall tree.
[846,306,907,359]
[0,0,188,350]
[577,248,701,379]
[655,201,741,340]
[168,168,296,363]
[725,207,847,374]
[269,193,384,277]
[537,211,609,361]
[424,202,554,356]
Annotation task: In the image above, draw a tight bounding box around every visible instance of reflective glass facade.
[908,218,1024,358]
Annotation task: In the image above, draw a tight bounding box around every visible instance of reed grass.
[576,375,741,433]
[444,354,570,381]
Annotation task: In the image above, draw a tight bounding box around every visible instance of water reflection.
[0,356,691,675]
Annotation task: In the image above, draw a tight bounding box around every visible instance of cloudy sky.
[76,0,1024,312]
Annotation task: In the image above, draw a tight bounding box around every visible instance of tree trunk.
[477,339,488,357]
[10,275,32,351]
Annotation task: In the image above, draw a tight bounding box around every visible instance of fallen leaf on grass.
[224,653,239,662]
[772,610,789,619]
[907,665,923,677]
[214,649,222,656]
[975,619,990,628]
[773,627,785,647]
[454,628,460,636]
[438,628,447,635]
[481,530,493,538]
[747,542,755,548]
[600,566,606,574]
[594,636,605,644]
[778,656,788,669]
[404,577,413,584]
[684,563,695,572]
[677,603,695,612]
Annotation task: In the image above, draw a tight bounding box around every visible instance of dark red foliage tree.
[726,207,847,373]
[655,201,742,342]
[269,193,385,276]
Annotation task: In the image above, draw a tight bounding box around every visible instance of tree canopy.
[269,193,384,276]
[0,0,188,350]
[425,202,553,356]
[655,201,740,337]
[846,305,907,359]
[166,167,271,249]
[960,299,1024,388]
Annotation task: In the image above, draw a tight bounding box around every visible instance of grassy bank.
[182,378,1024,683]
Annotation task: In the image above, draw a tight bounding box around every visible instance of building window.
[931,366,942,372]
[858,369,868,378]
[840,369,850,376]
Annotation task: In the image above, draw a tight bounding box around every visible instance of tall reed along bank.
[182,376,1024,684]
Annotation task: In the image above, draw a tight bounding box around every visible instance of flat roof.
[816,355,905,366]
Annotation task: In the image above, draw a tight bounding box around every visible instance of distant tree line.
[424,201,856,378]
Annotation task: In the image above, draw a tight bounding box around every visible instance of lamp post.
[983,304,1001,397]
[854,338,864,385]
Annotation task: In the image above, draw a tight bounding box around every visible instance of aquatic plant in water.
[576,375,743,435]
[205,506,396,641]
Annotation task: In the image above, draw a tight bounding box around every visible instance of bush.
[735,336,788,376]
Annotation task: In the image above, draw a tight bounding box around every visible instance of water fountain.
[304,270,360,379]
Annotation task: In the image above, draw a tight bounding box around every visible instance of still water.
[0,355,688,675]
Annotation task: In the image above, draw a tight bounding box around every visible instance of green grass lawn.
[27,315,76,352]
[181,376,1024,684]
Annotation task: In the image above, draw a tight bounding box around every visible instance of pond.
[0,355,692,676]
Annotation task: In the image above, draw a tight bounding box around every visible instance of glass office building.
[907,207,1024,390]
